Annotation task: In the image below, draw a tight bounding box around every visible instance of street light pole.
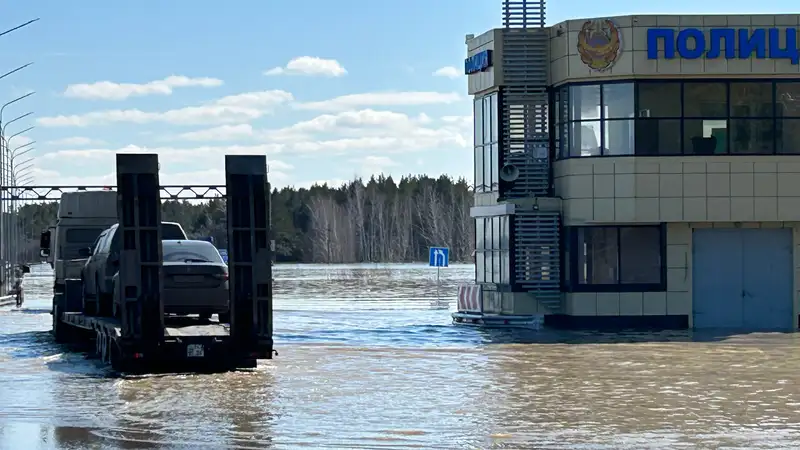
[0,19,40,38]
[2,112,33,137]
[0,92,35,127]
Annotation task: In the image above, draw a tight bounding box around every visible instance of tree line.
[12,175,475,264]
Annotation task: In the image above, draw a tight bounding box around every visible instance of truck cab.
[39,191,118,298]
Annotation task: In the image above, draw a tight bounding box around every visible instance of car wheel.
[199,312,212,321]
[218,312,230,324]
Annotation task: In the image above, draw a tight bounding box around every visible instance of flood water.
[1,264,800,449]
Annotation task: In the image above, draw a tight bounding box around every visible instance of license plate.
[187,344,204,358]
[174,275,203,283]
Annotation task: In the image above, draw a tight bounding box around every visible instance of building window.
[564,225,665,292]
[475,215,511,285]
[554,79,800,159]
[473,92,500,192]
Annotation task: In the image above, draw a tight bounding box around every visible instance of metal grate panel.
[501,28,550,198]
[514,210,561,312]
[502,0,546,28]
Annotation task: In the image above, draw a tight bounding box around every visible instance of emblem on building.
[576,19,622,71]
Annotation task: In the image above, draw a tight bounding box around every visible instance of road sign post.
[428,247,450,304]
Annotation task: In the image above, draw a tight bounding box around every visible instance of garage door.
[692,228,793,330]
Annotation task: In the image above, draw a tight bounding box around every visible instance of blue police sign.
[428,247,449,268]
[464,50,492,75]
[218,249,228,264]
[647,27,800,64]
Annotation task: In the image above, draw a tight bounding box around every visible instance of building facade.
[455,11,800,331]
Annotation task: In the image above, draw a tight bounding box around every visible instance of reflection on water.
[0,263,800,449]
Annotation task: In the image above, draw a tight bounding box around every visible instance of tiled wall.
[466,29,501,95]
[554,157,800,226]
[564,221,800,327]
[549,14,800,85]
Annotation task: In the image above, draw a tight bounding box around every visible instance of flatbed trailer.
[57,311,267,373]
[42,153,275,374]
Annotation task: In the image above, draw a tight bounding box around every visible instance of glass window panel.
[491,94,499,142]
[492,217,501,251]
[577,227,619,284]
[475,218,485,251]
[569,84,601,120]
[474,98,483,145]
[557,122,570,159]
[570,121,601,157]
[500,216,509,250]
[730,82,773,117]
[603,83,634,119]
[730,119,774,154]
[559,87,569,123]
[492,250,501,284]
[554,89,561,124]
[490,144,499,189]
[476,252,486,283]
[683,82,727,118]
[554,125,562,159]
[684,119,728,155]
[619,227,662,284]
[603,119,634,155]
[484,251,493,284]
[474,146,484,192]
[501,251,510,284]
[637,82,681,118]
[483,145,493,191]
[562,233,571,288]
[777,82,800,117]
[777,119,800,154]
[635,119,681,155]
[483,96,492,144]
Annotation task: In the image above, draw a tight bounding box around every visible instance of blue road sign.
[218,249,228,264]
[428,247,449,267]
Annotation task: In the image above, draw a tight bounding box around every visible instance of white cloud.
[355,155,398,177]
[442,115,472,128]
[433,66,461,79]
[293,91,462,112]
[29,166,293,190]
[170,109,470,154]
[175,124,255,141]
[36,144,285,176]
[64,75,224,100]
[45,137,106,146]
[37,90,294,127]
[264,57,347,77]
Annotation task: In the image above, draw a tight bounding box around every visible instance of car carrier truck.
[42,153,275,373]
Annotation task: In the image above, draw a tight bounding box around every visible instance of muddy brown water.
[0,263,799,449]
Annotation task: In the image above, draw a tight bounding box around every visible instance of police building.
[454,3,800,331]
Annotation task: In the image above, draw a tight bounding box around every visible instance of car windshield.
[162,242,222,263]
[162,224,187,240]
[62,228,106,259]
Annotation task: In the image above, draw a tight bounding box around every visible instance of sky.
[1,0,794,189]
